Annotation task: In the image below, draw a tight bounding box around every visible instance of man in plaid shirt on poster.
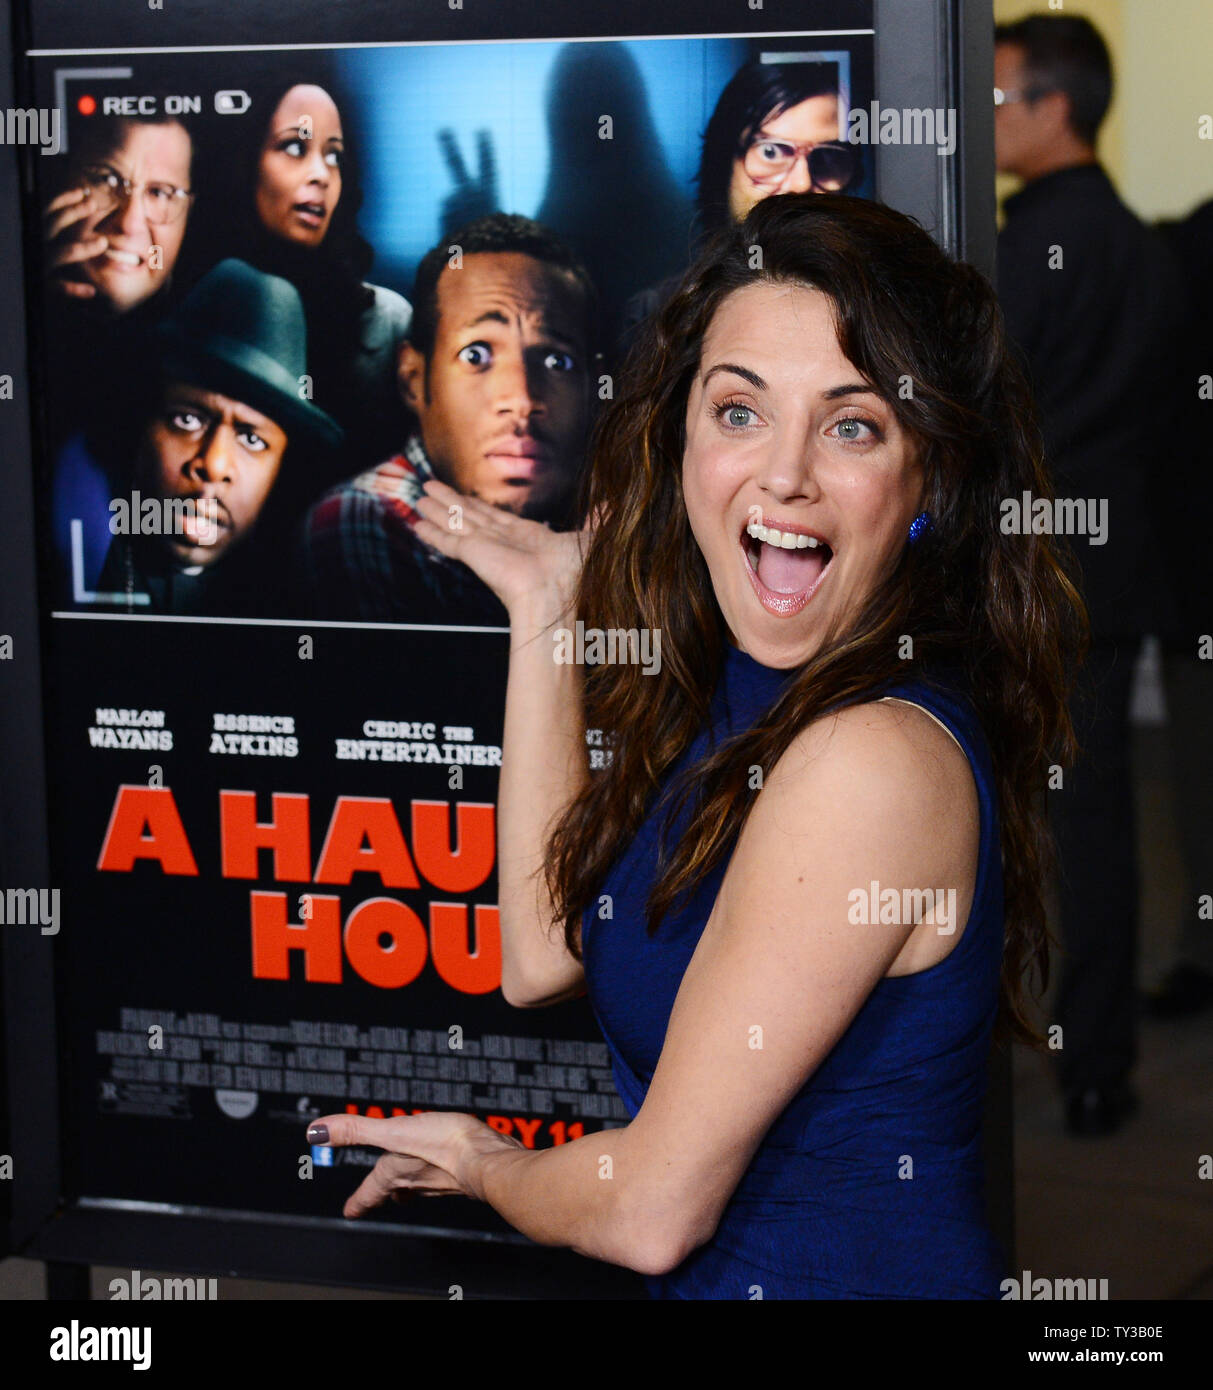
[302,214,596,625]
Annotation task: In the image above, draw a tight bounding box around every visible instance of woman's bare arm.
[411,479,594,1007]
[495,592,590,1006]
[437,698,980,1275]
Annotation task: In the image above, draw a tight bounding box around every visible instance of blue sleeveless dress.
[581,642,1008,1299]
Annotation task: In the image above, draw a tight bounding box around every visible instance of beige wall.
[992,0,1213,223]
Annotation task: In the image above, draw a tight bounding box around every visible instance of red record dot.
[77,94,96,116]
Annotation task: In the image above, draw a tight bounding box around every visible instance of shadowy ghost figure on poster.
[536,43,692,347]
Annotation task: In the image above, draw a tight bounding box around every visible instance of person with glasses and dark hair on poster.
[301,213,595,627]
[696,56,860,233]
[303,192,1086,1299]
[89,258,342,617]
[618,56,860,357]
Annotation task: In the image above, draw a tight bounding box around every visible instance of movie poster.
[23,18,876,1237]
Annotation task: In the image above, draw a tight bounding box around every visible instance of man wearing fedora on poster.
[94,258,343,616]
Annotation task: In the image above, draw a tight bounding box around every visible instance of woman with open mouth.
[307,192,1087,1300]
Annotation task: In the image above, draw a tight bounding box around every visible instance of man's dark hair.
[995,14,1113,146]
[696,57,840,234]
[407,212,598,369]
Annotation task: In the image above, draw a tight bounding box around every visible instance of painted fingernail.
[307,1124,329,1143]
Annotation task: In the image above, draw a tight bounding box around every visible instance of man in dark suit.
[993,14,1183,1136]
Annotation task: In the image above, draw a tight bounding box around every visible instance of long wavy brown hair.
[546,193,1088,1047]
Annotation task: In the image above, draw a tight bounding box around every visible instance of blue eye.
[714,400,756,428]
[458,342,492,367]
[544,350,575,371]
[832,416,881,443]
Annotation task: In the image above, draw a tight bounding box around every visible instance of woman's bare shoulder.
[764,695,978,841]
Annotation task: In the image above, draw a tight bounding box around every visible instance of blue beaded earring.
[907,511,934,545]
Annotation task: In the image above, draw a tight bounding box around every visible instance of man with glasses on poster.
[43,110,194,314]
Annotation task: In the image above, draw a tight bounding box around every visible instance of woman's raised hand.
[413,477,601,633]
